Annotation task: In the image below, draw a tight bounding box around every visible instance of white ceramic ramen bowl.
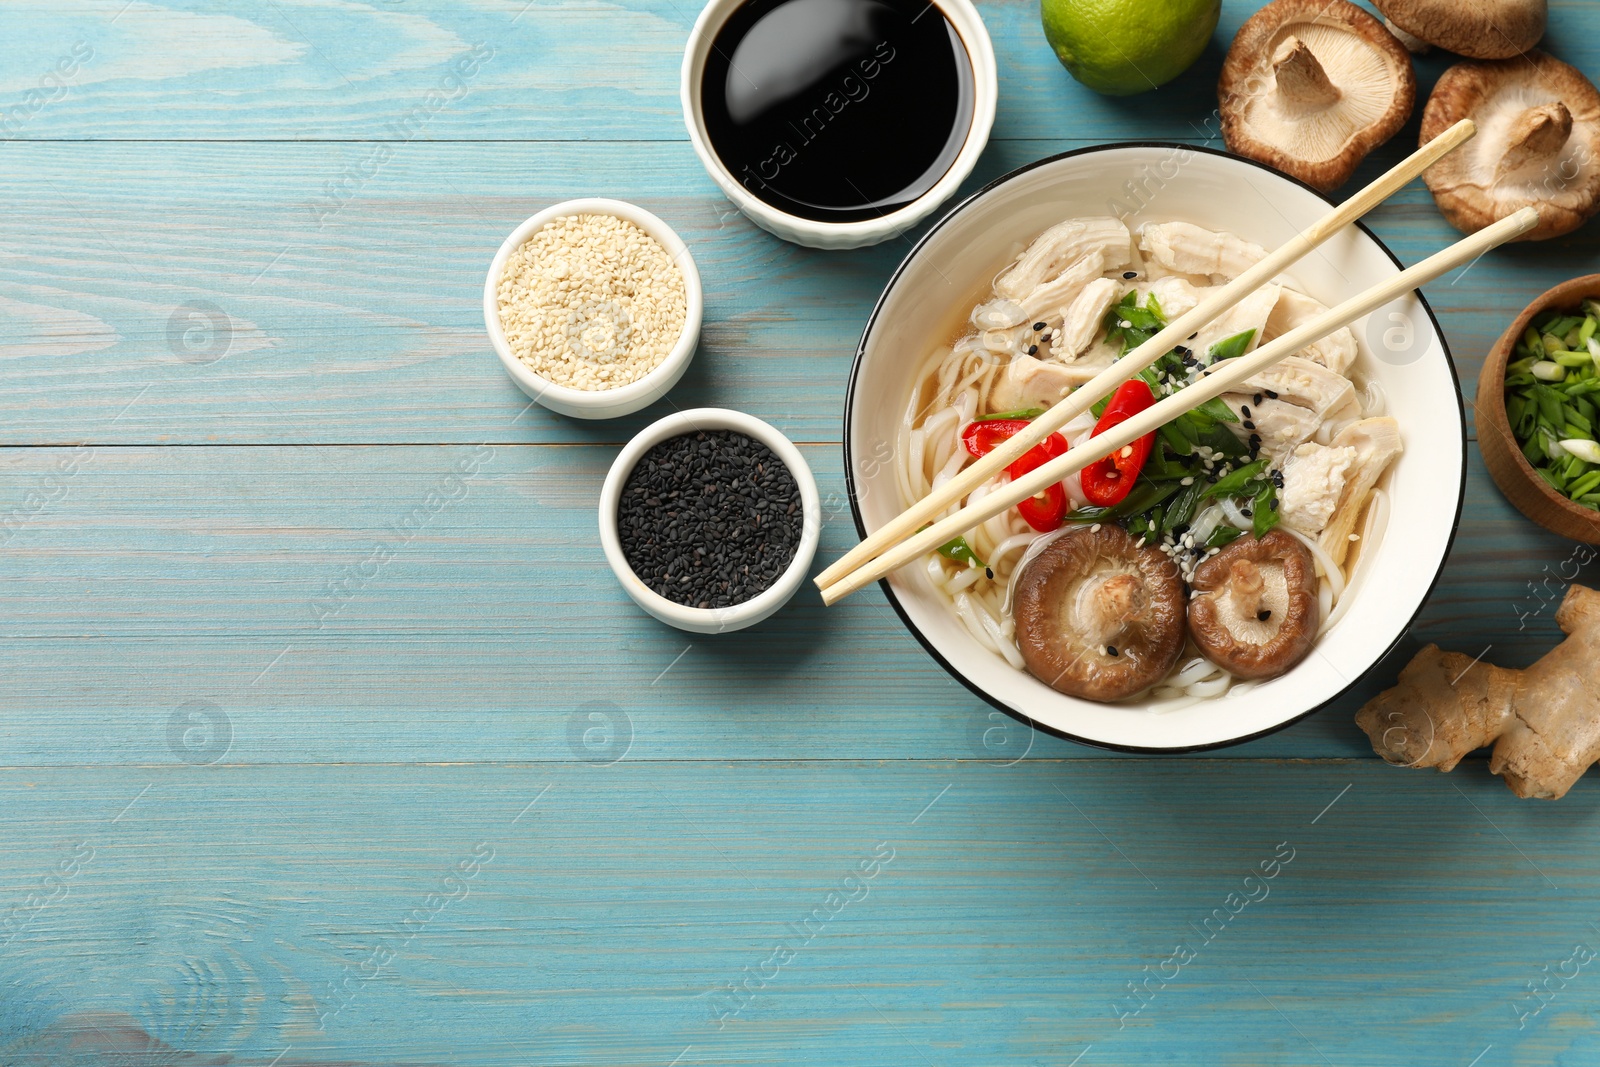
[844,143,1466,752]
[680,0,997,250]
[600,408,821,633]
[484,198,702,420]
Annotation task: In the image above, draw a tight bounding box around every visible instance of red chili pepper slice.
[960,419,1033,458]
[1080,380,1158,507]
[1007,432,1069,531]
[960,418,1069,532]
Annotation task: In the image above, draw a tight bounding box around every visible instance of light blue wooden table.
[3,2,1600,1064]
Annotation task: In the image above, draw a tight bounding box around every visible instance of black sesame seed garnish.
[1241,404,1251,418]
[985,567,995,580]
[1252,392,1263,406]
[1257,609,1272,622]
[1033,321,1046,332]
[1264,389,1279,399]
[1241,507,1253,518]
[1248,433,1262,448]
[1106,645,1119,657]
[1122,271,1138,280]
[1027,345,1038,355]
[617,430,800,609]
[1242,419,1256,431]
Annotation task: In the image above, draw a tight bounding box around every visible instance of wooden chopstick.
[812,118,1478,593]
[820,205,1540,606]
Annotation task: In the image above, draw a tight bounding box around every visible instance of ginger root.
[1355,584,1600,799]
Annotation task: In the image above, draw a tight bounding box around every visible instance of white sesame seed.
[496,213,686,391]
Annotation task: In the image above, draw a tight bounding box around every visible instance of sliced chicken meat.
[1053,278,1122,360]
[1220,395,1324,458]
[988,354,1080,413]
[1142,276,1206,322]
[994,217,1132,302]
[1277,440,1358,535]
[1242,355,1360,431]
[1263,289,1358,374]
[1140,221,1268,281]
[1189,283,1280,364]
[1318,417,1403,567]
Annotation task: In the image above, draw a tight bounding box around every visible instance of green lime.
[1041,0,1221,97]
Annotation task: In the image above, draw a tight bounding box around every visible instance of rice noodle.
[1360,377,1388,417]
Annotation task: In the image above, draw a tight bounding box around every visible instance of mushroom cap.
[1219,0,1416,192]
[1421,52,1600,242]
[1373,0,1545,60]
[1013,525,1186,702]
[1187,530,1320,680]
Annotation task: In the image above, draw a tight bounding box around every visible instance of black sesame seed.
[1257,609,1272,622]
[617,430,800,609]
[1123,271,1138,280]
[1106,645,1119,657]
[1241,404,1251,418]
[1264,389,1279,399]
[1027,345,1038,355]
[1248,433,1262,448]
[985,567,995,580]
[1253,392,1263,406]
[1242,419,1256,431]
[1241,507,1253,518]
[1033,321,1046,332]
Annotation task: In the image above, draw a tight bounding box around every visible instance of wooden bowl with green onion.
[1476,274,1600,544]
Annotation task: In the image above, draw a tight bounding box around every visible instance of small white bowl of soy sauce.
[681,0,997,250]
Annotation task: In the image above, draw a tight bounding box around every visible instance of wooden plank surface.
[4,761,1600,1067]
[4,0,1600,1064]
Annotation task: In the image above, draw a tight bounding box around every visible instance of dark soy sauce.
[701,0,975,224]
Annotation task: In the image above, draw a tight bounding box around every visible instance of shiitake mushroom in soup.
[1013,525,1187,702]
[1187,531,1319,680]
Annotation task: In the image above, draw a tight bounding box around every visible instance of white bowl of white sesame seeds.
[485,198,703,420]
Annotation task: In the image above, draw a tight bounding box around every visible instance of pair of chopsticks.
[817,119,1534,606]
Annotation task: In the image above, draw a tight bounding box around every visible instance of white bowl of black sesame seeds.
[600,408,821,633]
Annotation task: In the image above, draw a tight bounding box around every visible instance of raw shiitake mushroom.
[1372,0,1546,60]
[1219,0,1415,192]
[1420,52,1600,242]
[1187,530,1319,680]
[1013,525,1186,702]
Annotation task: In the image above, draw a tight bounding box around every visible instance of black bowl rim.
[841,140,1466,755]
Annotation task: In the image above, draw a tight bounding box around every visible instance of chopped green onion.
[1207,329,1256,362]
[938,535,986,569]
[1205,525,1245,549]
[1201,458,1270,500]
[1533,361,1567,381]
[1560,439,1600,464]
[977,408,1045,421]
[1570,470,1600,499]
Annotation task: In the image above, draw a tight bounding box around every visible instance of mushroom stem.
[1089,573,1145,638]
[1496,102,1574,178]
[1224,559,1266,618]
[1272,36,1342,108]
